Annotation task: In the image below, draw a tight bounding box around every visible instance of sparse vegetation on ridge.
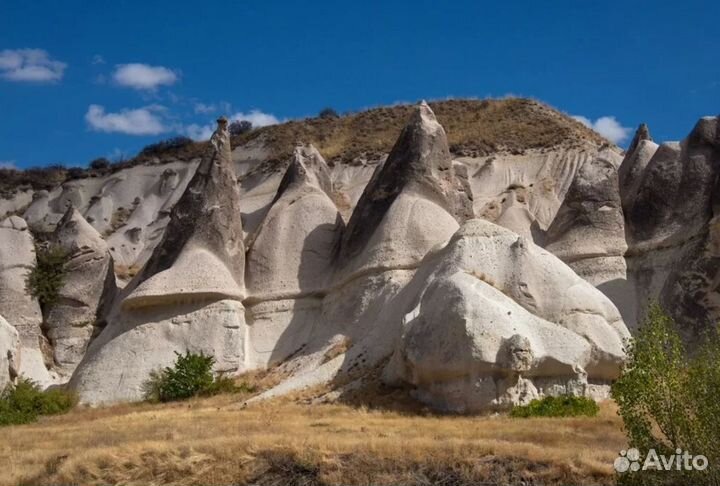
[0,97,609,199]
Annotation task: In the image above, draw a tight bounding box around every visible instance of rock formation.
[382,219,629,412]
[0,315,20,390]
[245,144,343,367]
[0,216,54,386]
[11,98,703,411]
[620,116,720,337]
[70,117,248,404]
[543,148,629,316]
[44,207,116,376]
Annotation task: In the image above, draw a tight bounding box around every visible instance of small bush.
[89,157,110,170]
[143,351,252,403]
[229,120,252,136]
[26,244,68,312]
[510,395,599,418]
[612,304,720,485]
[318,107,339,119]
[140,137,194,157]
[0,379,76,426]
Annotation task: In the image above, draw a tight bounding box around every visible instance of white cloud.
[183,123,215,141]
[572,115,632,144]
[0,160,18,170]
[183,109,281,141]
[112,63,178,90]
[194,102,216,114]
[92,54,105,65]
[0,49,66,83]
[85,104,168,135]
[230,110,280,127]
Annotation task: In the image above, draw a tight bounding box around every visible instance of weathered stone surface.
[0,216,54,386]
[544,148,627,287]
[70,118,248,404]
[244,145,344,368]
[0,315,20,390]
[620,116,720,336]
[383,219,629,412]
[246,144,342,299]
[45,208,116,376]
[337,101,470,271]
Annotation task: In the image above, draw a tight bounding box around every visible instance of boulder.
[45,208,117,376]
[384,219,629,412]
[69,117,248,404]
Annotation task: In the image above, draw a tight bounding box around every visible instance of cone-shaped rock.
[244,144,344,368]
[124,117,245,308]
[0,216,54,386]
[247,144,342,298]
[70,118,249,404]
[625,123,652,158]
[544,149,627,287]
[621,116,720,336]
[618,124,659,211]
[45,207,117,376]
[337,102,469,276]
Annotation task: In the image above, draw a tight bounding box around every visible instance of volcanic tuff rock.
[0,315,20,390]
[245,144,343,368]
[619,116,720,337]
[70,118,248,404]
[382,219,629,412]
[45,207,116,376]
[0,216,54,386]
[544,148,628,288]
[7,98,718,411]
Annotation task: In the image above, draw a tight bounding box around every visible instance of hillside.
[0,98,608,198]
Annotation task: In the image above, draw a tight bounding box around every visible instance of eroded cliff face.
[619,117,720,340]
[1,99,716,411]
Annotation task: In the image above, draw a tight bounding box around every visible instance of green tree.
[25,244,68,312]
[612,304,720,485]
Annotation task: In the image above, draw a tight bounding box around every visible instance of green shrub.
[0,379,76,426]
[611,304,720,485]
[509,395,599,418]
[143,351,252,403]
[25,244,68,311]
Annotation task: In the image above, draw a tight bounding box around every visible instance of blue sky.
[1,0,718,169]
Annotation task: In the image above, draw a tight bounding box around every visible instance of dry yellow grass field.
[2,393,627,486]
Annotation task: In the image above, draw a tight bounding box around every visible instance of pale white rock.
[0,315,20,390]
[246,144,342,299]
[0,216,54,386]
[383,219,629,412]
[45,208,117,376]
[70,118,248,404]
[544,148,628,288]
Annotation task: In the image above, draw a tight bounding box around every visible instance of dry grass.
[235,98,608,179]
[1,97,606,199]
[2,394,627,486]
